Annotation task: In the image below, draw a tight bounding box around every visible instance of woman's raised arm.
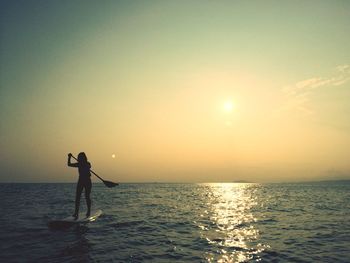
[67,153,78,167]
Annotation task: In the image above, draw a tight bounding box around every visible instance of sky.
[1,0,350,183]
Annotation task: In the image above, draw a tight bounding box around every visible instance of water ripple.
[1,182,350,262]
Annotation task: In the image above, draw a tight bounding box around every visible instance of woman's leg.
[84,181,92,217]
[74,182,83,218]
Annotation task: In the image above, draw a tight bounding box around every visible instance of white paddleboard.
[48,210,102,228]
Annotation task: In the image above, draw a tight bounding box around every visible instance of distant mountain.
[297,179,350,184]
[319,179,350,183]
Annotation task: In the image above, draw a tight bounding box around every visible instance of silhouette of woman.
[67,152,92,219]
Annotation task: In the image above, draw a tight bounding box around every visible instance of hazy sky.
[1,0,349,183]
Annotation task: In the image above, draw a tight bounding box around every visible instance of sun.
[112,154,116,158]
[223,101,234,112]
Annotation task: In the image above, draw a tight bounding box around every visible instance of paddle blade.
[103,180,119,188]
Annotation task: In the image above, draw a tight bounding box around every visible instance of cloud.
[282,65,350,114]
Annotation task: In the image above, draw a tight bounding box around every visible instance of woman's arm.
[67,153,78,167]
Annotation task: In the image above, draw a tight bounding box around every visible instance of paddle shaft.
[70,155,105,183]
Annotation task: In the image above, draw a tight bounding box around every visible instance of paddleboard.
[48,210,102,229]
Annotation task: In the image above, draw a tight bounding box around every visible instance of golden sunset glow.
[1,1,349,183]
[223,101,234,112]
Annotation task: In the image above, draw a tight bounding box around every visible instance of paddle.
[71,155,119,188]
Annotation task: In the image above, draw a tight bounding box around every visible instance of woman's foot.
[86,211,90,218]
[72,213,78,220]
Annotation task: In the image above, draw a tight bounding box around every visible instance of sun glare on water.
[200,183,267,262]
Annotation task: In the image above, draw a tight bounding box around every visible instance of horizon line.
[1,179,350,184]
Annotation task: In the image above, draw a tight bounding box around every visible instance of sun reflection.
[198,183,268,262]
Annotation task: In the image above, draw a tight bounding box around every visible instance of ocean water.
[0,182,349,262]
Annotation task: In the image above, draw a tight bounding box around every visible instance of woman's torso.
[78,162,91,182]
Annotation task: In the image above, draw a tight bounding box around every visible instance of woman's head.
[77,152,88,163]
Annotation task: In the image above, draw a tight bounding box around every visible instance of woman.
[67,152,92,219]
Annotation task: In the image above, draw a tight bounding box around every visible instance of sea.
[0,182,349,262]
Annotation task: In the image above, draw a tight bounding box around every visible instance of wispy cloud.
[282,65,350,114]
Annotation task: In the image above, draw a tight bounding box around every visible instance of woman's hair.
[77,152,88,164]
